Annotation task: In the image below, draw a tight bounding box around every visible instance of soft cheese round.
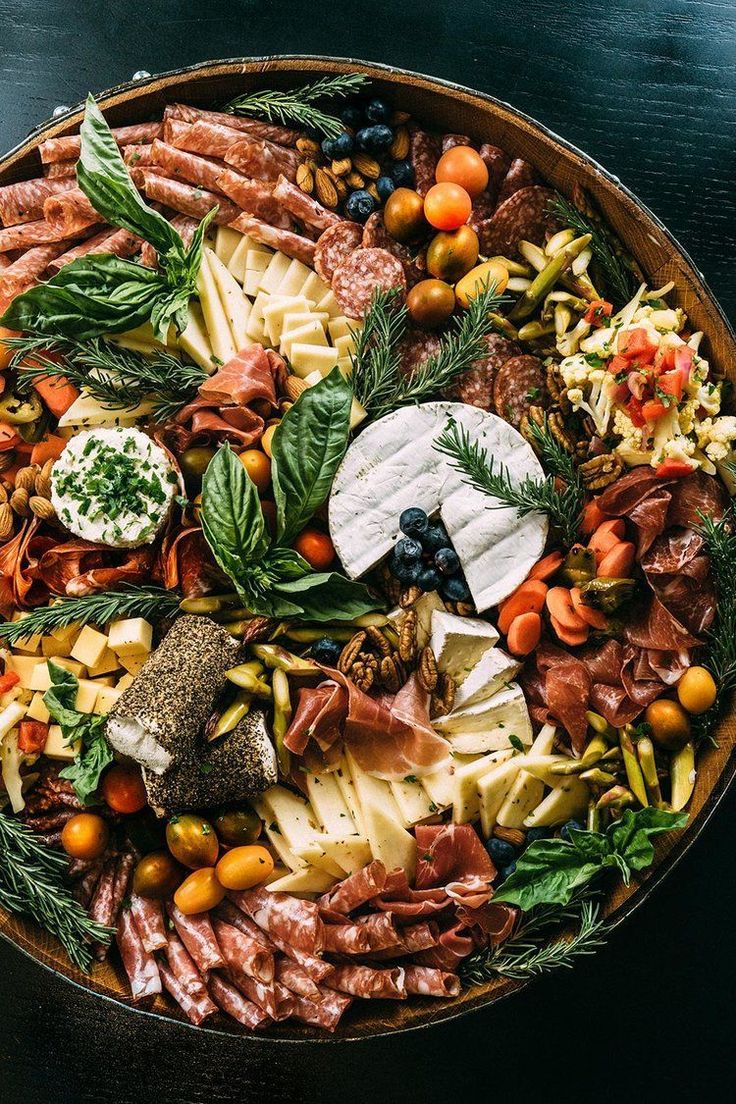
[51,427,178,548]
[329,402,548,611]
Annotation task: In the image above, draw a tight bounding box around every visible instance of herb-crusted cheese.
[51,428,177,547]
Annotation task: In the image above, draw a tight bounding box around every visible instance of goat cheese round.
[51,428,178,548]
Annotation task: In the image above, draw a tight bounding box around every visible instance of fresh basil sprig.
[1,95,214,341]
[44,661,113,806]
[493,807,688,911]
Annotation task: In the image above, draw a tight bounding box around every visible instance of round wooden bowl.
[1,57,734,1043]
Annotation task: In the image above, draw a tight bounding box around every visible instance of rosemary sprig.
[5,334,206,423]
[0,810,114,971]
[460,893,607,984]
[225,74,369,139]
[692,506,736,744]
[350,282,505,423]
[435,414,585,546]
[548,192,638,307]
[0,587,180,646]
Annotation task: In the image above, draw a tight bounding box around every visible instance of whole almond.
[10,488,30,516]
[331,157,352,178]
[29,496,56,521]
[352,152,381,180]
[296,163,314,194]
[346,170,365,189]
[14,466,38,494]
[296,136,321,157]
[366,182,380,202]
[390,125,410,160]
[0,502,13,540]
[315,167,338,209]
[284,375,308,401]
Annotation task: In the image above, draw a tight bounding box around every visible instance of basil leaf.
[275,570,384,622]
[492,839,603,910]
[265,546,311,581]
[200,444,269,599]
[271,367,352,545]
[607,807,687,872]
[45,662,113,805]
[59,731,114,807]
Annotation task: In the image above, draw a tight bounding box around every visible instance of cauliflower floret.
[696,416,736,462]
[567,387,585,406]
[559,354,594,388]
[695,381,722,416]
[613,407,645,451]
[660,436,697,464]
[678,398,698,436]
[648,307,685,333]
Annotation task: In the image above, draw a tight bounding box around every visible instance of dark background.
[1,2,735,1101]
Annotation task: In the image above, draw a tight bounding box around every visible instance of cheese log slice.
[329,402,548,611]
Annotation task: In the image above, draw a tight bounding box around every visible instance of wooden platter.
[1,56,735,1042]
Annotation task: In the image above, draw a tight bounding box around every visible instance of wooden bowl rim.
[1,54,734,1045]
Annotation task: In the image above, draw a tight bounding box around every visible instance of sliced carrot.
[546,586,588,633]
[550,614,589,647]
[32,374,80,418]
[597,540,636,578]
[30,435,68,466]
[506,611,542,656]
[571,586,608,629]
[498,579,548,634]
[588,520,626,564]
[0,327,20,371]
[0,422,21,452]
[580,498,607,536]
[528,550,564,582]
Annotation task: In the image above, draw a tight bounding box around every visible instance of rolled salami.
[39,122,163,164]
[117,906,161,1001]
[207,973,270,1029]
[129,893,167,953]
[168,901,226,974]
[212,919,275,984]
[140,172,239,225]
[47,226,141,274]
[228,215,316,266]
[234,887,324,954]
[159,960,217,1026]
[272,175,342,232]
[165,103,300,148]
[150,140,228,194]
[0,177,76,227]
[215,169,292,230]
[43,188,101,236]
[223,137,301,183]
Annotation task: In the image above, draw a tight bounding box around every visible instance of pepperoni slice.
[314,220,364,284]
[478,144,511,200]
[493,353,545,427]
[331,247,407,319]
[409,128,442,196]
[476,185,555,258]
[443,333,521,409]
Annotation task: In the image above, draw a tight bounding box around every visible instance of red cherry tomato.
[435,146,489,198]
[293,528,335,571]
[423,183,472,231]
[101,763,148,814]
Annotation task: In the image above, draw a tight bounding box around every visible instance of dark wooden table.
[1,3,735,1101]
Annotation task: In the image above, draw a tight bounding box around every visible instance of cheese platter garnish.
[0,73,729,1036]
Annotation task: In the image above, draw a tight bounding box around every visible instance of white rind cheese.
[329,402,548,611]
[434,682,532,753]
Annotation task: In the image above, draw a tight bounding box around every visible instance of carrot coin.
[497,579,548,634]
[571,587,608,629]
[580,499,608,536]
[506,611,542,656]
[527,550,564,582]
[597,540,636,578]
[550,614,589,647]
[545,587,588,633]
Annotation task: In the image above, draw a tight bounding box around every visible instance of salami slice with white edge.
[362,212,425,287]
[331,247,407,319]
[314,221,364,284]
[398,328,442,376]
[410,128,442,196]
[442,134,473,152]
[443,333,521,409]
[478,143,511,199]
[476,185,555,258]
[496,158,537,205]
[493,353,545,428]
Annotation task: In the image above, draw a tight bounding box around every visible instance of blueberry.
[340,104,364,128]
[417,565,441,592]
[369,124,394,151]
[388,553,420,584]
[356,126,377,152]
[560,819,586,842]
[399,506,429,537]
[321,137,337,160]
[441,574,471,602]
[332,131,354,158]
[434,547,460,576]
[499,861,517,880]
[344,189,376,223]
[365,97,392,123]
[525,826,553,843]
[395,536,423,563]
[376,175,396,202]
[421,522,450,553]
[387,159,414,187]
[487,838,516,867]
[311,637,342,666]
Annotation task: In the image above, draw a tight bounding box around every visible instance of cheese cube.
[49,621,81,647]
[42,724,80,762]
[71,626,109,669]
[263,295,314,344]
[300,270,330,303]
[333,333,357,359]
[118,652,148,676]
[259,252,292,294]
[328,317,354,343]
[289,344,339,377]
[316,289,341,317]
[282,311,329,339]
[26,692,50,724]
[74,678,100,714]
[42,635,74,658]
[107,618,152,658]
[214,225,242,266]
[5,655,39,688]
[227,235,256,283]
[94,685,124,715]
[28,658,87,692]
[245,249,271,272]
[10,613,42,653]
[87,648,121,677]
[115,673,136,691]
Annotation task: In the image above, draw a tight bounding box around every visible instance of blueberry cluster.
[387,507,471,603]
[489,819,585,882]
[319,96,414,224]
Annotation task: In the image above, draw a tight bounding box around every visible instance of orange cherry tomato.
[173,867,226,915]
[239,448,271,493]
[0,327,20,371]
[215,845,274,891]
[261,423,279,458]
[260,499,277,537]
[61,813,109,861]
[423,182,473,231]
[293,528,335,571]
[435,146,489,198]
[101,763,148,814]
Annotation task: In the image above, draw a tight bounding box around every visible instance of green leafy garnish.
[225,74,369,139]
[692,506,736,744]
[44,662,113,806]
[547,192,639,307]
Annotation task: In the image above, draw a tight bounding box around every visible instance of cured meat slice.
[402,965,461,997]
[117,906,161,1001]
[398,329,442,376]
[129,893,167,953]
[328,963,407,1000]
[468,190,496,237]
[165,933,210,999]
[223,136,301,183]
[284,681,346,755]
[0,242,70,299]
[39,122,162,164]
[228,214,316,266]
[272,174,342,232]
[332,247,407,319]
[322,922,372,955]
[414,824,496,890]
[88,857,117,928]
[47,226,141,273]
[165,103,300,147]
[150,139,228,193]
[45,161,77,179]
[496,158,536,205]
[207,973,270,1029]
[266,934,334,982]
[0,177,76,227]
[141,172,239,225]
[409,128,441,196]
[231,973,296,1022]
[198,345,279,407]
[168,902,226,974]
[274,958,322,1002]
[0,218,89,253]
[123,144,155,167]
[624,594,701,651]
[159,961,218,1026]
[212,919,275,983]
[355,911,402,951]
[215,169,292,230]
[290,989,352,1032]
[442,134,473,152]
[361,211,425,286]
[314,220,364,284]
[443,333,521,409]
[43,188,100,236]
[234,888,324,953]
[476,185,555,258]
[666,469,725,528]
[493,353,545,428]
[545,656,593,755]
[478,144,511,200]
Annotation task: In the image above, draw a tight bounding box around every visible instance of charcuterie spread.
[0,71,733,1036]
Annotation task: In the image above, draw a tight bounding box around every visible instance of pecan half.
[399,585,422,609]
[365,625,392,657]
[579,452,624,490]
[431,672,456,715]
[349,661,374,693]
[417,646,438,693]
[338,631,367,673]
[398,610,418,664]
[379,653,405,693]
[547,410,578,455]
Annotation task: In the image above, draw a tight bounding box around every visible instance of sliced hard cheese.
[197,250,237,364]
[276,258,313,297]
[361,795,417,881]
[289,344,338,376]
[333,755,365,834]
[58,392,153,429]
[329,402,548,611]
[301,270,330,304]
[477,757,526,837]
[263,296,315,344]
[254,797,307,872]
[496,769,545,828]
[524,776,588,828]
[259,785,319,854]
[280,321,327,360]
[293,842,347,879]
[316,289,341,317]
[313,833,372,875]
[214,225,243,266]
[265,867,336,896]
[206,247,252,350]
[328,317,356,343]
[389,776,439,826]
[344,748,405,827]
[420,761,456,811]
[451,749,514,824]
[178,303,216,373]
[435,682,532,753]
[305,771,357,836]
[259,252,292,294]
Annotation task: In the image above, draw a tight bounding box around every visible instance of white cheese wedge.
[451,748,514,824]
[435,683,532,754]
[254,798,307,872]
[329,402,548,612]
[214,225,243,266]
[265,867,336,896]
[259,252,293,294]
[451,648,521,712]
[305,771,357,836]
[312,833,372,875]
[524,776,588,828]
[197,249,237,364]
[300,270,330,304]
[429,609,499,686]
[58,392,154,429]
[206,247,252,351]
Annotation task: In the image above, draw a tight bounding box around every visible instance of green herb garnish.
[0,587,178,646]
[225,74,369,139]
[43,662,113,806]
[692,506,736,744]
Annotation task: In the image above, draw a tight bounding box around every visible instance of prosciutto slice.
[197,346,279,407]
[117,907,161,1001]
[284,681,346,755]
[414,824,495,896]
[544,655,592,755]
[624,594,701,651]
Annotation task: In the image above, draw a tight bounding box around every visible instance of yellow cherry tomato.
[215,845,274,890]
[238,448,271,493]
[60,813,109,861]
[455,259,510,306]
[426,226,479,283]
[261,423,279,458]
[644,698,692,752]
[173,867,226,915]
[406,279,456,329]
[435,146,489,198]
[677,666,717,715]
[383,188,427,243]
[424,182,472,231]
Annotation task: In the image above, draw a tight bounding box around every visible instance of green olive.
[212,805,262,847]
[132,849,183,899]
[383,188,427,244]
[406,280,456,330]
[166,813,219,869]
[0,391,43,425]
[180,446,216,488]
[426,226,479,283]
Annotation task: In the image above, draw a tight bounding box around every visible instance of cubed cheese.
[289,344,339,377]
[333,333,357,359]
[49,621,81,647]
[71,625,109,669]
[107,618,153,657]
[9,613,42,653]
[87,648,121,677]
[280,321,328,360]
[94,685,124,715]
[42,635,74,658]
[117,652,148,677]
[27,658,86,692]
[74,678,100,714]
[300,270,330,304]
[328,317,354,343]
[245,249,271,272]
[26,692,50,724]
[4,655,39,688]
[115,673,136,691]
[43,724,80,762]
[263,295,314,344]
[214,225,243,266]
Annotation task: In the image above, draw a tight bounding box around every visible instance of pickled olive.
[173,867,225,915]
[406,279,456,330]
[426,226,479,283]
[192,493,202,524]
[676,666,717,715]
[213,806,262,847]
[423,182,472,231]
[578,577,635,613]
[0,391,43,425]
[166,813,219,869]
[383,187,427,243]
[435,146,489,198]
[215,845,274,891]
[558,545,596,588]
[238,449,271,493]
[455,259,510,307]
[644,698,692,752]
[132,849,183,899]
[179,446,216,487]
[60,813,109,861]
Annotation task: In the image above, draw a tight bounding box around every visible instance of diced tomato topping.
[654,345,676,373]
[655,459,697,478]
[612,381,630,403]
[626,397,646,428]
[642,399,668,422]
[674,345,694,386]
[0,672,20,694]
[618,327,659,364]
[657,369,684,403]
[18,719,49,754]
[608,354,630,376]
[584,299,613,327]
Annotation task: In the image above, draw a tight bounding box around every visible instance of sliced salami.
[48,227,141,274]
[0,217,88,253]
[0,242,70,294]
[442,134,473,153]
[141,172,239,225]
[493,353,545,428]
[117,906,161,1001]
[443,332,521,409]
[43,188,101,236]
[168,902,226,974]
[314,220,364,284]
[165,933,210,999]
[212,918,275,984]
[150,139,227,194]
[231,973,295,1022]
[332,247,407,319]
[39,122,162,164]
[0,177,76,228]
[468,190,496,237]
[476,185,555,258]
[215,169,292,230]
[234,887,324,953]
[129,893,167,953]
[361,211,425,286]
[410,128,442,196]
[229,214,316,267]
[159,960,217,1026]
[398,328,442,376]
[355,911,402,951]
[290,989,351,1031]
[272,174,342,233]
[319,859,387,914]
[496,158,537,205]
[402,965,460,997]
[123,144,155,167]
[328,963,407,1000]
[223,136,301,183]
[44,160,77,179]
[322,922,372,955]
[478,143,511,200]
[207,973,270,1029]
[165,103,300,148]
[274,957,322,1002]
[163,118,243,159]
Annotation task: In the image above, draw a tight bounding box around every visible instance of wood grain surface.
[0,2,735,1101]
